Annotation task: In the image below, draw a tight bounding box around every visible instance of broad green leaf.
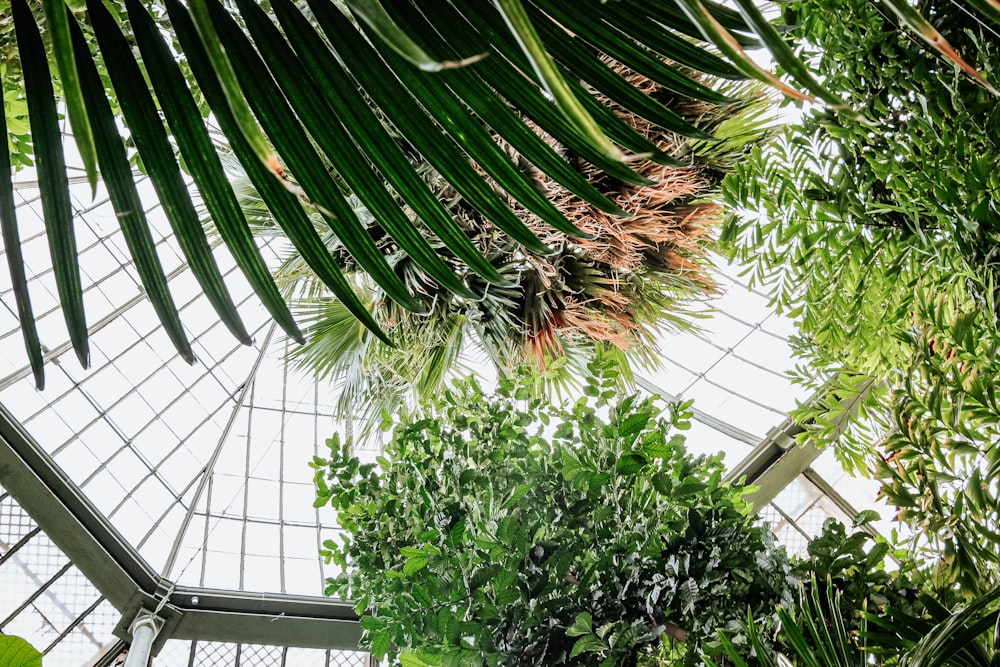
[567,611,594,637]
[852,510,881,527]
[412,583,433,607]
[400,546,426,558]
[499,484,531,511]
[618,413,650,440]
[370,629,392,658]
[651,472,674,495]
[496,515,519,546]
[674,479,707,496]
[615,453,647,475]
[404,555,429,575]
[441,650,461,667]
[399,651,443,667]
[0,635,43,667]
[359,614,385,631]
[569,634,607,658]
[14,0,89,368]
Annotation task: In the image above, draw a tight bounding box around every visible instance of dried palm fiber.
[484,61,723,360]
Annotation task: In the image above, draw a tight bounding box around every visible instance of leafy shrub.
[792,514,925,629]
[313,361,793,666]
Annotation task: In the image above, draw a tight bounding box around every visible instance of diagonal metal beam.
[0,401,361,653]
[162,322,274,579]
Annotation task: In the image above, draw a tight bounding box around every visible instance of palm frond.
[3,0,997,387]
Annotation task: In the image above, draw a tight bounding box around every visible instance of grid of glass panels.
[0,164,344,597]
[637,258,807,466]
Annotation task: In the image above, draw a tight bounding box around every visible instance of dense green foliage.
[313,361,792,666]
[877,293,1000,594]
[721,0,1000,592]
[711,517,999,667]
[722,0,1000,420]
[792,515,924,628]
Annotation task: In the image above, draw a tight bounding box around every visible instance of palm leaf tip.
[14,0,91,370]
[345,0,487,71]
[882,0,1000,95]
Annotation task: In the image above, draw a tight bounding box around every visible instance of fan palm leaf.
[248,73,774,441]
[710,582,1000,667]
[1,0,997,388]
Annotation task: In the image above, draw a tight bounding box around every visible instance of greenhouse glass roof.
[0,149,887,665]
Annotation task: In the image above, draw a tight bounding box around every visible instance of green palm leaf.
[85,0,253,347]
[69,11,195,364]
[14,0,89,368]
[904,587,1000,667]
[0,53,44,389]
[4,0,998,386]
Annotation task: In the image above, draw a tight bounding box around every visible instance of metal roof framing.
[0,403,361,656]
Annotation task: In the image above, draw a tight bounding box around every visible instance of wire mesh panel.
[151,639,368,666]
[0,491,119,666]
[761,472,857,557]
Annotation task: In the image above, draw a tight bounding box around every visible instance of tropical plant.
[721,0,1000,458]
[312,357,794,666]
[707,574,873,667]
[2,0,997,390]
[720,0,1000,593]
[245,73,774,439]
[712,583,1000,667]
[792,514,924,633]
[875,290,1000,596]
[869,585,1000,667]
